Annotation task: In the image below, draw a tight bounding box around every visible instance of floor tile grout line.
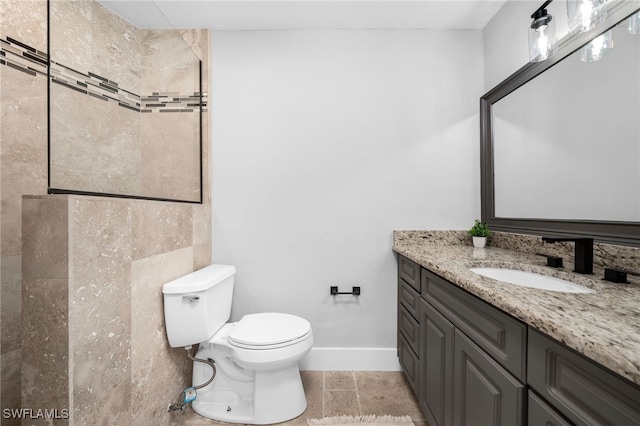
[353,371,362,416]
[168,371,422,425]
[322,371,326,418]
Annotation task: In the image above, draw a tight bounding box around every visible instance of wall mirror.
[48,0,203,203]
[481,1,640,246]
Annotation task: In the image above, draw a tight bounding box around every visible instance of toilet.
[162,264,313,424]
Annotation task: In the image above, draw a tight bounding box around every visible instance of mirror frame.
[480,0,640,246]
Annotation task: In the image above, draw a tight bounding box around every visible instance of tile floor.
[172,371,427,426]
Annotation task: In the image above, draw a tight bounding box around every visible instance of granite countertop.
[393,230,640,387]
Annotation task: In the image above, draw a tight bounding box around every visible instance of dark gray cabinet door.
[419,299,454,426]
[454,329,526,426]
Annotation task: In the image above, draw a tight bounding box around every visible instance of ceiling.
[97,0,509,31]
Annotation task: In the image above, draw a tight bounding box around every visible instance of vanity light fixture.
[567,0,607,33]
[580,29,614,62]
[628,11,640,35]
[566,0,614,62]
[529,0,558,62]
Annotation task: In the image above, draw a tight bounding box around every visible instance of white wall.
[210,30,483,365]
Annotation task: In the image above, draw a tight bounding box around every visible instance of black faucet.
[542,237,593,274]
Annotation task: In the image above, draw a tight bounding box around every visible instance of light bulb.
[567,0,606,33]
[629,11,640,35]
[579,1,595,31]
[537,34,551,60]
[529,11,557,62]
[581,30,614,62]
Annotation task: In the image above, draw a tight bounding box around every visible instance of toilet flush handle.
[183,295,200,303]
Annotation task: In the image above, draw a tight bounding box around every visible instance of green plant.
[469,219,490,237]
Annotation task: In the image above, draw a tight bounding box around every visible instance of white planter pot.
[472,236,487,248]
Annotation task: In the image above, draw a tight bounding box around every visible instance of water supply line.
[168,345,217,412]
[187,349,217,390]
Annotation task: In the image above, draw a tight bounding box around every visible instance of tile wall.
[22,195,211,424]
[0,0,211,423]
[46,0,206,201]
[0,0,49,420]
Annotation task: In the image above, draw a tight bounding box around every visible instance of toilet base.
[192,347,308,424]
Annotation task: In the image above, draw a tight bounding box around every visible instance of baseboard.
[299,347,402,371]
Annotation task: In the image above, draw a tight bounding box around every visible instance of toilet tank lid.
[162,264,236,294]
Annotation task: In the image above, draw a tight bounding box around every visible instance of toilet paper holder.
[330,286,361,296]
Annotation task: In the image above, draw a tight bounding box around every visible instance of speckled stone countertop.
[393,230,640,387]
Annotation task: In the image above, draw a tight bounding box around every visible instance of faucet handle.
[604,268,629,284]
[535,253,563,268]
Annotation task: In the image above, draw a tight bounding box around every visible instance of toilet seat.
[204,313,314,372]
[228,313,312,350]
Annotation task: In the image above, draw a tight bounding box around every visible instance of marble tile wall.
[1,0,211,423]
[48,0,205,201]
[21,197,70,421]
[49,83,143,195]
[22,195,212,424]
[139,22,204,199]
[139,111,201,200]
[140,30,200,94]
[0,0,48,421]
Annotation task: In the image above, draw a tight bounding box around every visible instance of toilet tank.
[162,264,235,348]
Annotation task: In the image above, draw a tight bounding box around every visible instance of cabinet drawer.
[528,391,572,426]
[528,328,640,426]
[399,278,420,319]
[398,333,419,393]
[399,304,420,355]
[399,255,420,292]
[422,268,527,382]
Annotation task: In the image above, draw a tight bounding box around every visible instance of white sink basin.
[469,267,596,293]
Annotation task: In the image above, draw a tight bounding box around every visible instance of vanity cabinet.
[396,254,640,426]
[398,255,526,426]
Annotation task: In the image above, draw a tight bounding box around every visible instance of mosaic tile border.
[1,37,207,114]
[0,37,48,77]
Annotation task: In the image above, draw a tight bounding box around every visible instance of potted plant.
[469,219,490,248]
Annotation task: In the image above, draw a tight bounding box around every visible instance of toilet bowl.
[162,265,313,424]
